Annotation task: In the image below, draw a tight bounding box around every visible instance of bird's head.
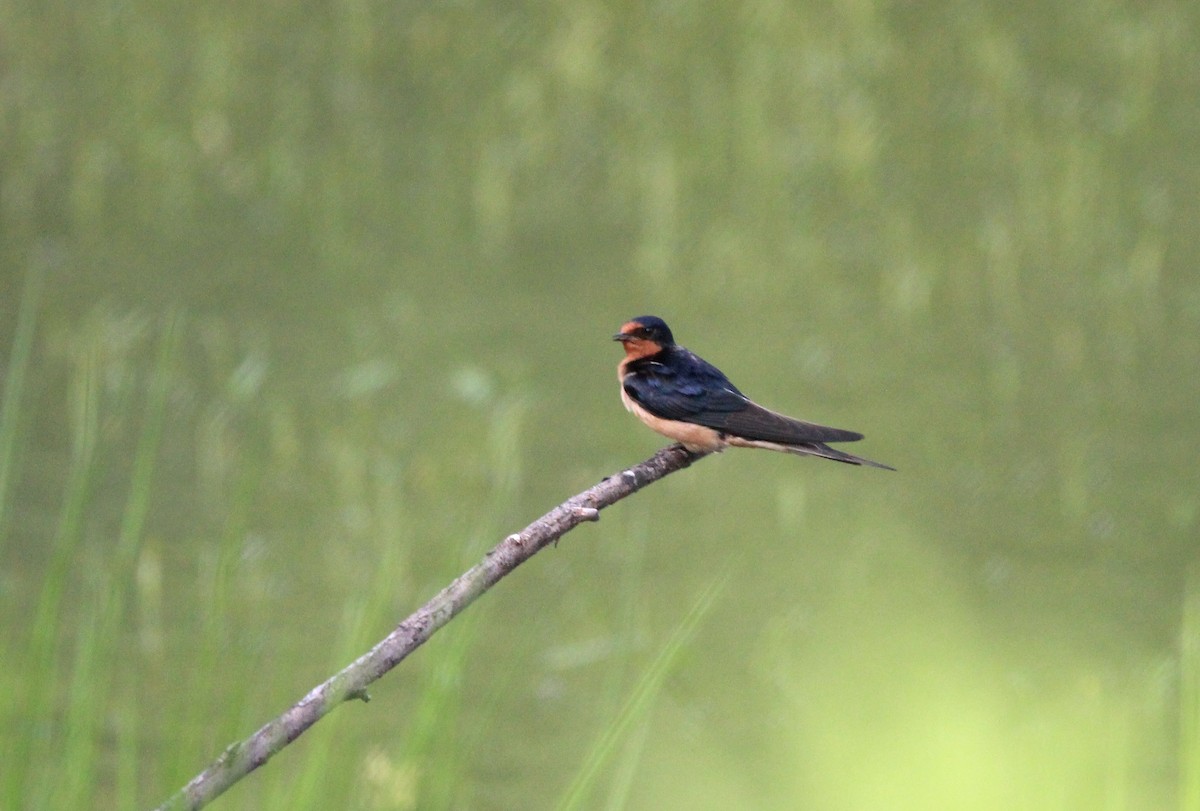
[614,316,675,359]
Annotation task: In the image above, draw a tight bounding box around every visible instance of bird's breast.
[619,383,725,452]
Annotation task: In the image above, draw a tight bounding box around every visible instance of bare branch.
[153,444,708,811]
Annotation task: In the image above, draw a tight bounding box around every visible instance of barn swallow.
[614,316,893,469]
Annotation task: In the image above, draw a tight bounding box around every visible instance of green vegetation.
[1,0,1197,808]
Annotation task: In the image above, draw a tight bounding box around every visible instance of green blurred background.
[2,1,1199,809]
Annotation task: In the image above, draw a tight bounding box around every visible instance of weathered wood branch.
[153,444,708,811]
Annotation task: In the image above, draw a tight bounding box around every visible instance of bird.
[614,316,893,470]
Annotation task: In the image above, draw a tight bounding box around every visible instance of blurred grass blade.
[557,572,728,811]
[114,312,183,586]
[0,262,46,553]
[102,313,182,808]
[1182,566,1200,811]
[19,319,103,809]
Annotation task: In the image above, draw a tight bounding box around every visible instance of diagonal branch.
[153,444,709,811]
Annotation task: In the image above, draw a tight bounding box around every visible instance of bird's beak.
[613,332,633,342]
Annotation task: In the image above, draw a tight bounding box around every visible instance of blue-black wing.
[623,349,864,445]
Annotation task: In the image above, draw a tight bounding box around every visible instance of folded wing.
[623,352,865,445]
